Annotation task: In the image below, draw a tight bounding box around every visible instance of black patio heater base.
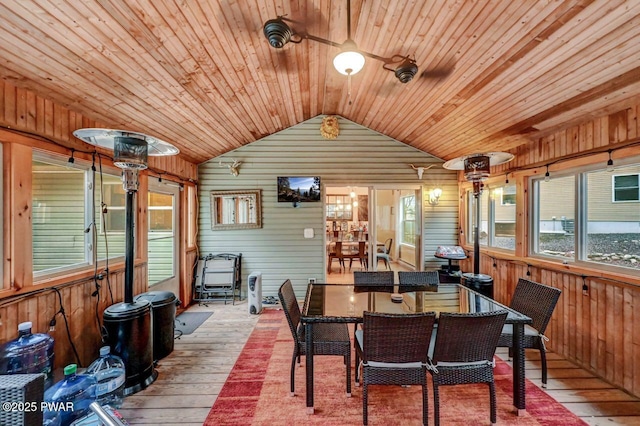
[103,300,158,396]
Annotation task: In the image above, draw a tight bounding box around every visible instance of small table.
[434,251,467,275]
[301,283,531,415]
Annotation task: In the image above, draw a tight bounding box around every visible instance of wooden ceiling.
[1,1,639,165]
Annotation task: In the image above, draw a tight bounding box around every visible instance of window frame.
[612,173,640,203]
[32,152,126,279]
[400,194,416,246]
[529,157,640,273]
[466,184,516,252]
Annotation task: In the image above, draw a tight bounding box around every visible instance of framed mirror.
[210,190,262,230]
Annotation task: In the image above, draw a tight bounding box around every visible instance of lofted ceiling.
[1,1,640,165]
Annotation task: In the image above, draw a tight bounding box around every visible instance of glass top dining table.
[300,283,532,415]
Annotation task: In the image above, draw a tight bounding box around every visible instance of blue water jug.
[85,346,126,408]
[43,364,96,426]
[0,321,55,388]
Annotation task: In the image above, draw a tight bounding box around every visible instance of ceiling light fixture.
[606,149,615,172]
[263,0,419,84]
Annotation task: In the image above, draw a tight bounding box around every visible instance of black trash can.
[461,273,494,299]
[135,291,177,361]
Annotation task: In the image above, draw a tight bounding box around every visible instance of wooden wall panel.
[0,82,196,372]
[0,263,147,370]
[461,254,640,398]
[0,80,197,182]
[456,103,640,399]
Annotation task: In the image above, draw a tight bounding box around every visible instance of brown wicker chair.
[497,278,562,388]
[353,270,394,286]
[355,311,437,425]
[397,271,439,293]
[429,311,508,426]
[278,279,352,397]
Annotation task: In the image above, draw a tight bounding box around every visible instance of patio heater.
[443,152,514,298]
[73,128,179,394]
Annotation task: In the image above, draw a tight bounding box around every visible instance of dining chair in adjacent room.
[355,311,437,425]
[348,241,368,271]
[375,238,393,270]
[277,280,352,397]
[497,278,562,388]
[429,311,508,426]
[327,241,346,274]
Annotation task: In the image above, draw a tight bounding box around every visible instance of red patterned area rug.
[205,309,586,425]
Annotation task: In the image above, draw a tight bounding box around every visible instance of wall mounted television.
[277,176,321,202]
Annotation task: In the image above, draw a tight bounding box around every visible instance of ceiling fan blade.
[419,66,455,80]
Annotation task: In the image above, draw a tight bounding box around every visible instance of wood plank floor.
[118,283,640,425]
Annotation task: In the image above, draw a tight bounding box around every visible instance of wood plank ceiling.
[1,0,639,165]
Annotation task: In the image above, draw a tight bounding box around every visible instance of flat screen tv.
[277,176,321,202]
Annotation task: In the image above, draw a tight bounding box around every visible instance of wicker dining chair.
[355,311,437,425]
[278,279,352,397]
[398,271,440,294]
[429,311,508,426]
[497,278,562,388]
[353,270,394,286]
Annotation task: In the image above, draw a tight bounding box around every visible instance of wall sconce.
[428,188,443,205]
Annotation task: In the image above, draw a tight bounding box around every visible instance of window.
[586,165,640,269]
[148,190,176,286]
[326,195,354,220]
[501,185,516,205]
[532,160,640,271]
[400,195,416,246]
[532,175,576,261]
[95,173,126,261]
[612,174,639,202]
[466,183,516,251]
[32,159,87,273]
[32,156,125,277]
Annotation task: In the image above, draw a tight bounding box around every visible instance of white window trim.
[611,173,640,203]
[530,156,640,274]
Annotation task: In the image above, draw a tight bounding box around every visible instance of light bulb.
[606,158,614,172]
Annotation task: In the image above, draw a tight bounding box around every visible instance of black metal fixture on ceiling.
[443,152,514,277]
[263,0,420,84]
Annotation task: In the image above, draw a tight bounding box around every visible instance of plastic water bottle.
[43,364,96,426]
[85,346,126,408]
[0,321,55,388]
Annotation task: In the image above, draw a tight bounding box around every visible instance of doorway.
[325,185,422,283]
[372,187,423,273]
[147,177,180,296]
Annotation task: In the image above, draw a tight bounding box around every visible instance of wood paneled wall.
[0,264,147,369]
[458,102,640,398]
[0,81,199,371]
[0,80,198,182]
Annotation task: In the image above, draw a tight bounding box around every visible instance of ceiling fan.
[262,0,420,84]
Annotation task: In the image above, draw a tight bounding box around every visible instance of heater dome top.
[73,128,179,157]
[442,152,514,171]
